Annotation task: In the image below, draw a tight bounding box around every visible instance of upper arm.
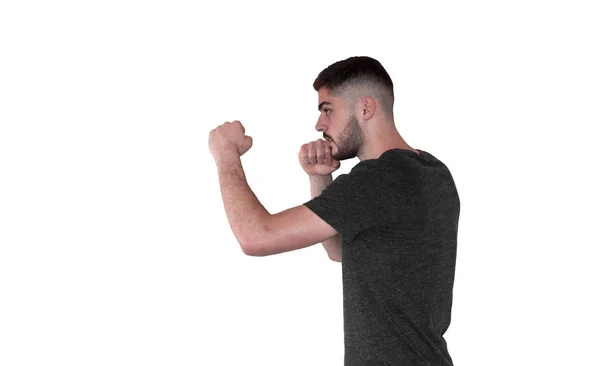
[244,204,339,257]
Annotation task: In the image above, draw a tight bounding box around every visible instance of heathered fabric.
[303,148,460,366]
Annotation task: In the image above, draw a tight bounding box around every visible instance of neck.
[357,125,418,161]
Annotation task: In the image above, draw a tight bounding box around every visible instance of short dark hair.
[313,56,395,116]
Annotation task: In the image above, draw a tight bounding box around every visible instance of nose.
[315,115,327,133]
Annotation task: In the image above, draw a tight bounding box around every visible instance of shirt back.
[304,148,460,365]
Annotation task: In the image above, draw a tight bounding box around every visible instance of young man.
[209,56,460,365]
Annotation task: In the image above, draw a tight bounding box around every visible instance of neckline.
[380,148,423,158]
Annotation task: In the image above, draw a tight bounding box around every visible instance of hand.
[298,139,341,176]
[209,120,253,159]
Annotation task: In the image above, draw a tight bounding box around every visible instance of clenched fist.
[298,139,341,176]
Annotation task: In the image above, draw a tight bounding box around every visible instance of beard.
[331,112,364,161]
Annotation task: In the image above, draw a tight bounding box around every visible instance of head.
[313,56,395,161]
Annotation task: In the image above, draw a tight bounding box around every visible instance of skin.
[316,87,419,161]
[207,84,420,257]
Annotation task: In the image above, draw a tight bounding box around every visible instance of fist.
[209,120,253,159]
[298,139,341,176]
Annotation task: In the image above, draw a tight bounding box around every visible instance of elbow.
[241,243,253,256]
[240,216,271,257]
[240,237,265,257]
[237,230,255,256]
[241,239,258,256]
[241,238,275,257]
[236,227,261,256]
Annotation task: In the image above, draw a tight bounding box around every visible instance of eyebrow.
[318,101,332,111]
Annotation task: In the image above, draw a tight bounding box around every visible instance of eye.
[324,109,331,116]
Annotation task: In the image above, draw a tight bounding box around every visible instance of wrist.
[214,150,241,171]
[215,148,239,161]
[308,174,333,181]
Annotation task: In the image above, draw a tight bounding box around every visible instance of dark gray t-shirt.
[304,148,460,365]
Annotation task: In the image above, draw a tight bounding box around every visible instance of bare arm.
[309,174,342,262]
[210,123,340,258]
[213,151,340,258]
[214,151,270,254]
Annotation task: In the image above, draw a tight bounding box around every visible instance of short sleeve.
[303,163,391,242]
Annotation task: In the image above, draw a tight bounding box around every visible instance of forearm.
[215,152,270,249]
[309,174,342,261]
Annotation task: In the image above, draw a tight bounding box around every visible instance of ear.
[358,96,376,121]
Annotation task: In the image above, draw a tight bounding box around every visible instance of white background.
[1,1,599,365]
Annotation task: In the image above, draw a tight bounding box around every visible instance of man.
[209,56,460,365]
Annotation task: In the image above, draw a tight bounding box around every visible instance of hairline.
[324,79,394,116]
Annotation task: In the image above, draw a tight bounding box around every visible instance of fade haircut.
[313,56,395,118]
